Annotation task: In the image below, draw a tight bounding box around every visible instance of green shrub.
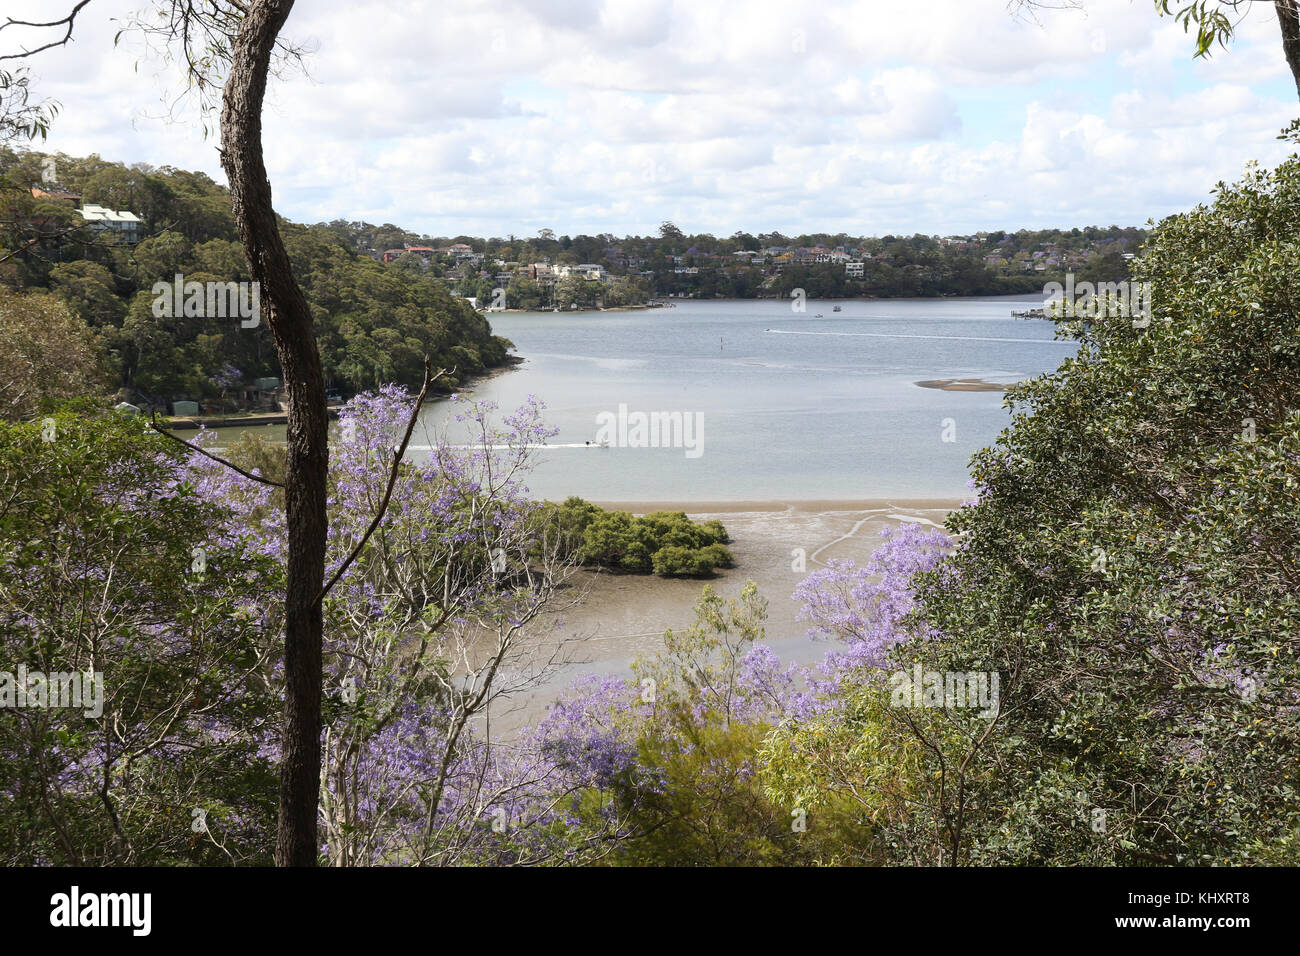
[651,545,714,577]
[699,543,734,568]
[532,497,732,576]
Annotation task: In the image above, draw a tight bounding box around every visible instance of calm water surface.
[417,295,1074,501]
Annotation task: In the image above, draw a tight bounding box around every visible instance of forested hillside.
[0,150,513,409]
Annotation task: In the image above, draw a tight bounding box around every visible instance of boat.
[833,305,842,312]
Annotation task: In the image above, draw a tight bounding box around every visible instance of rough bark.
[1277,1,1300,101]
[219,0,327,867]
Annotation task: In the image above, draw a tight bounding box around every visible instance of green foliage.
[636,582,770,722]
[760,677,996,866]
[528,495,602,556]
[553,276,602,309]
[0,287,107,419]
[0,407,281,864]
[650,545,715,577]
[1156,1,1239,59]
[578,583,872,865]
[897,141,1300,865]
[0,151,515,402]
[644,226,1143,300]
[222,431,287,515]
[49,261,124,328]
[614,718,842,865]
[531,497,732,576]
[0,68,57,143]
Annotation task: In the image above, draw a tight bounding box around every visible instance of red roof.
[31,186,81,202]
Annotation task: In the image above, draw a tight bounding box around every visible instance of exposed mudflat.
[485,499,963,734]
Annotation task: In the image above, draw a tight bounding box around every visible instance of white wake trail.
[766,329,1075,345]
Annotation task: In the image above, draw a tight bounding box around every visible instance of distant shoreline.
[482,292,1046,316]
[484,302,668,314]
[162,355,525,430]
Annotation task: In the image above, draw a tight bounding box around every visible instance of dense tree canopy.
[756,138,1300,866]
[0,150,513,404]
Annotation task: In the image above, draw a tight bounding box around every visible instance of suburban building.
[30,186,82,206]
[555,263,607,281]
[522,263,557,283]
[382,245,436,264]
[77,204,143,243]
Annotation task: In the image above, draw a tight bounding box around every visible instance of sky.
[9,0,1300,238]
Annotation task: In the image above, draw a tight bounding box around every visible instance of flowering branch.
[148,413,285,488]
[317,358,448,603]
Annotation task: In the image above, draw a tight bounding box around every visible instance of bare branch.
[1006,0,1083,26]
[148,413,285,488]
[116,0,312,129]
[0,229,66,265]
[0,1,95,62]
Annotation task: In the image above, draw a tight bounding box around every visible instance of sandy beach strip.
[914,378,1015,392]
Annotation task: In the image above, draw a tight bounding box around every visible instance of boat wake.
[766,329,1075,345]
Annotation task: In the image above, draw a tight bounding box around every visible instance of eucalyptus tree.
[126,0,330,866]
[3,0,385,865]
[0,288,105,421]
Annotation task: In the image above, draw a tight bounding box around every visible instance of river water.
[416,294,1074,501]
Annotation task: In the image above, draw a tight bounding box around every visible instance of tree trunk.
[1277,0,1300,100]
[219,0,327,866]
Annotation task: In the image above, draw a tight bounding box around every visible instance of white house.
[555,263,607,281]
[78,204,142,243]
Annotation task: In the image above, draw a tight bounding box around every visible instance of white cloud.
[7,0,1297,236]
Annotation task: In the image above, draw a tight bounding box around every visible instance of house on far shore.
[31,186,82,206]
[554,263,607,281]
[441,242,476,261]
[77,204,142,243]
[382,245,436,264]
